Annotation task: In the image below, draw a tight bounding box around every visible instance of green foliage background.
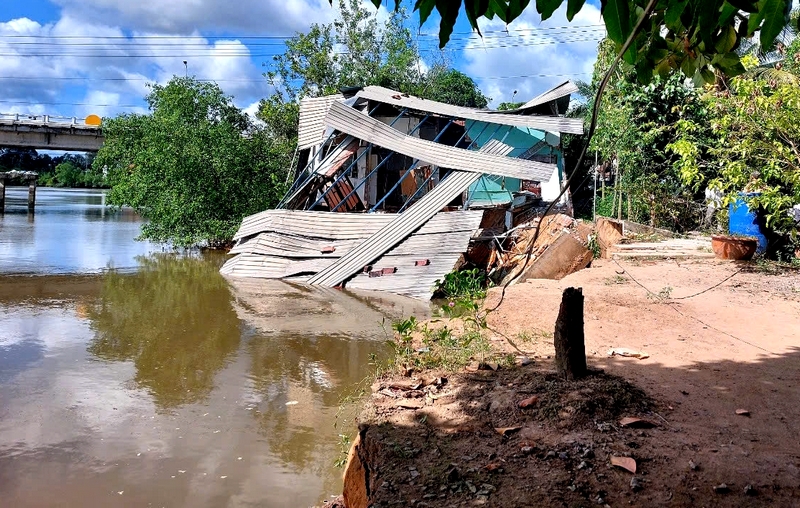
[95,77,291,248]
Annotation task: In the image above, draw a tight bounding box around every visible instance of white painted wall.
[540,166,563,203]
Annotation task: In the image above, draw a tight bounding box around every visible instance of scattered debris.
[484,462,503,473]
[518,395,540,408]
[607,348,650,360]
[744,484,757,496]
[610,456,637,474]
[619,416,657,428]
[396,400,424,410]
[689,460,700,471]
[735,409,750,416]
[494,426,522,437]
[630,477,643,492]
[490,214,592,286]
[285,401,299,406]
[713,483,730,494]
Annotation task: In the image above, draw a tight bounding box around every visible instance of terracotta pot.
[711,235,758,260]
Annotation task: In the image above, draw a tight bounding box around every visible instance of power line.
[0,71,590,83]
[0,28,605,47]
[0,24,604,40]
[0,37,604,58]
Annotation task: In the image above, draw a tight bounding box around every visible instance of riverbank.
[336,258,800,507]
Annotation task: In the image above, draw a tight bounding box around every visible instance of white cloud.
[461,3,605,106]
[0,13,273,118]
[51,0,337,35]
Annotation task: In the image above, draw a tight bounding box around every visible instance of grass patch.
[515,329,553,344]
[604,274,629,285]
[386,311,504,373]
[750,257,800,274]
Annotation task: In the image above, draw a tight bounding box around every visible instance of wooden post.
[27,179,36,212]
[554,287,587,380]
[0,175,5,212]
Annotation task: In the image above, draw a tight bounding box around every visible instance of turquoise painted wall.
[464,121,560,206]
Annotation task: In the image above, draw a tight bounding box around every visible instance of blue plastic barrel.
[729,193,767,254]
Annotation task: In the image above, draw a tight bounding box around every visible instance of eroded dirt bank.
[332,259,800,507]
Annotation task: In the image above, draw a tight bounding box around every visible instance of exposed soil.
[342,258,800,507]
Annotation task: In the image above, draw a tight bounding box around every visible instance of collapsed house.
[221,83,584,299]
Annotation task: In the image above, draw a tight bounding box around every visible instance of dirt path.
[484,258,800,505]
[344,259,800,507]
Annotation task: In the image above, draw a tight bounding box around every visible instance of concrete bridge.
[0,113,103,151]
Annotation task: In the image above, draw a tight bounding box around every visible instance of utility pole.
[183,61,188,78]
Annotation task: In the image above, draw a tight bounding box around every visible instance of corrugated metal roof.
[519,81,580,110]
[305,141,513,288]
[355,86,584,134]
[297,94,343,149]
[324,101,556,181]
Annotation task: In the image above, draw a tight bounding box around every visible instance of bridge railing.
[0,113,99,128]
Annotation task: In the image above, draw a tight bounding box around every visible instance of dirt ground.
[345,258,800,507]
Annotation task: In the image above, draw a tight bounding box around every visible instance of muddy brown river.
[0,188,427,507]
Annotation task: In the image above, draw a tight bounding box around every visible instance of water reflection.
[0,251,429,507]
[229,279,427,475]
[87,253,239,408]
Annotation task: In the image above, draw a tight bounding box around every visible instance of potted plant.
[711,234,759,260]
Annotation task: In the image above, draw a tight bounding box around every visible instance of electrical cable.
[485,0,659,315]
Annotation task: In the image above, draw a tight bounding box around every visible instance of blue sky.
[0,0,604,121]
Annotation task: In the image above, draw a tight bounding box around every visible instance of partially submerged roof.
[297,94,344,150]
[355,86,584,135]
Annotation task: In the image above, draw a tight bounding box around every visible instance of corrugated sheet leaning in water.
[305,138,518,288]
[221,210,484,299]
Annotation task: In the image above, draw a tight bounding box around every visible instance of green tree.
[257,0,424,144]
[365,0,793,84]
[670,71,800,255]
[587,38,708,229]
[263,0,421,103]
[95,77,291,248]
[497,101,525,111]
[54,161,84,187]
[418,65,489,108]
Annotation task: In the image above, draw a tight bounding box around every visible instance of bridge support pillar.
[27,180,36,212]
[0,176,5,212]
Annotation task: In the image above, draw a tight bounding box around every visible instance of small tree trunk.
[627,194,632,220]
[554,287,586,380]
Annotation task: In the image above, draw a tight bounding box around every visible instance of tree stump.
[554,287,586,380]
